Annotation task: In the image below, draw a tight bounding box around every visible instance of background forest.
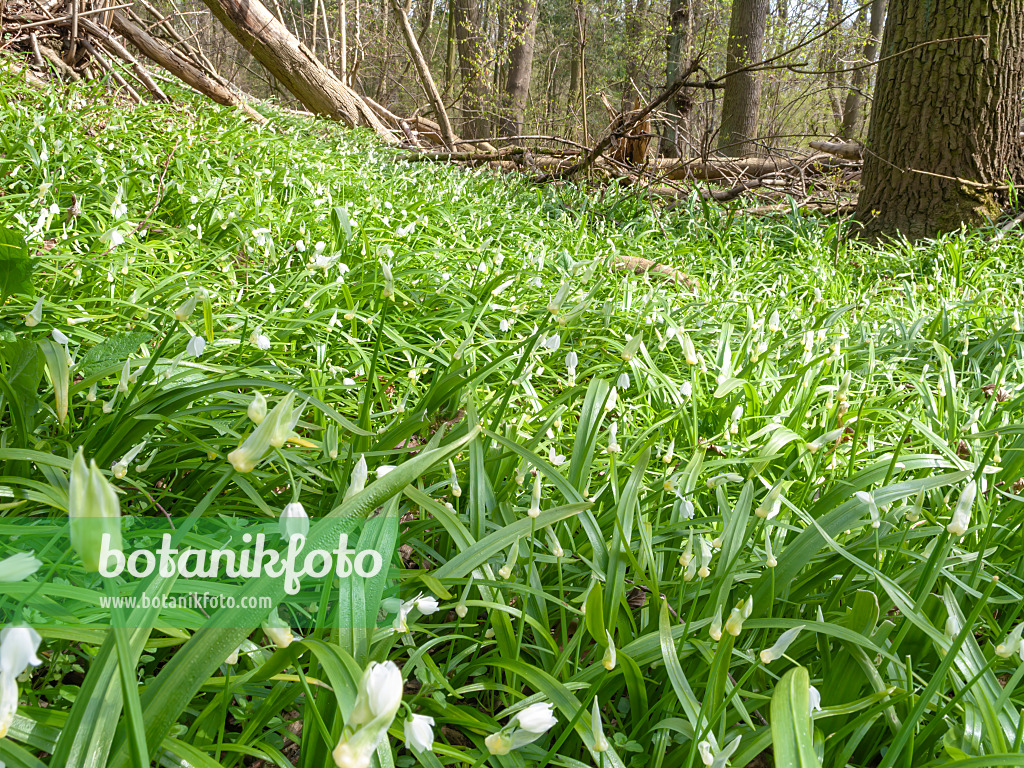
[191,0,881,156]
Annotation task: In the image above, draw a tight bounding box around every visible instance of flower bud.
[279,502,309,540]
[68,449,122,573]
[174,294,197,322]
[263,610,296,649]
[946,480,977,537]
[344,455,368,501]
[547,282,571,314]
[24,298,43,327]
[529,473,542,518]
[602,630,616,670]
[248,392,268,424]
[759,625,804,664]
[621,334,642,362]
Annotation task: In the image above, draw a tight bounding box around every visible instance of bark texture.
[855,0,1024,240]
[717,0,770,156]
[198,0,397,140]
[499,0,538,138]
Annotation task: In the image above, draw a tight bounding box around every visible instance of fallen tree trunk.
[198,0,399,142]
[809,140,863,160]
[110,12,265,123]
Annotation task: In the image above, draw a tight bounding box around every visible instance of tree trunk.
[453,0,492,138]
[498,0,538,138]
[854,0,1024,240]
[110,12,265,122]
[840,0,884,139]
[662,0,691,157]
[717,0,770,156]
[390,0,457,148]
[199,0,397,140]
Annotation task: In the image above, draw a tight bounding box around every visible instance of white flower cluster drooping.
[393,593,440,634]
[333,661,405,768]
[484,702,558,755]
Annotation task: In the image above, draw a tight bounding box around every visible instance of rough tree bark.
[199,0,397,140]
[453,0,492,138]
[855,0,1024,240]
[498,0,538,138]
[717,0,770,156]
[840,0,885,139]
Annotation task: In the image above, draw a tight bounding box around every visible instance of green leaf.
[0,222,33,303]
[77,331,153,379]
[770,667,821,768]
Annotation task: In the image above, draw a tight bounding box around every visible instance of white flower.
[295,239,306,252]
[102,228,125,248]
[617,371,630,389]
[995,623,1024,659]
[547,283,570,314]
[415,595,440,615]
[262,610,296,649]
[250,331,271,350]
[543,333,561,352]
[760,626,804,664]
[0,625,43,739]
[351,661,403,727]
[186,335,206,357]
[808,685,822,715]
[516,702,557,733]
[404,714,435,752]
[334,661,404,768]
[52,329,69,345]
[279,502,309,540]
[174,294,197,323]
[0,553,41,582]
[499,319,510,332]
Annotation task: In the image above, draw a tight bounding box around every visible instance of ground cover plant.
[1,79,1023,768]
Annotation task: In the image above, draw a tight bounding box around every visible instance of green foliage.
[0,78,1022,768]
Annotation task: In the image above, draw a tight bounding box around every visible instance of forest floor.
[2,79,1024,768]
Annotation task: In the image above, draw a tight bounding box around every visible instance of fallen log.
[611,255,693,289]
[808,140,863,161]
[198,0,398,141]
[110,12,265,123]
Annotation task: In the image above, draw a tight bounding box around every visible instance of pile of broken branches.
[1,0,264,121]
